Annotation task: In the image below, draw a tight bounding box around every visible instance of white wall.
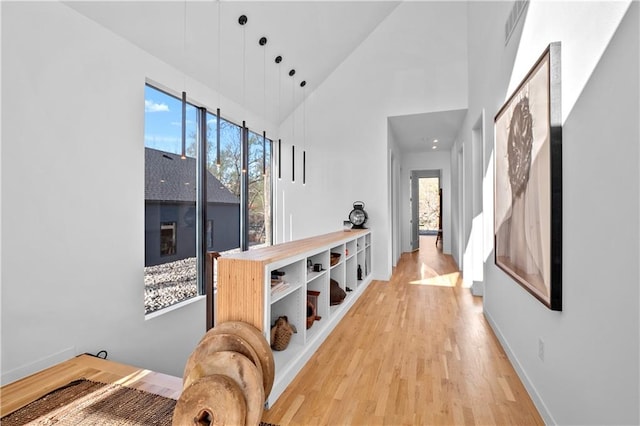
[276,1,467,279]
[388,125,403,268]
[450,138,462,267]
[0,0,468,383]
[1,2,277,383]
[455,1,638,424]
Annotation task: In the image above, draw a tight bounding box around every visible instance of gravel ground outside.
[144,245,263,314]
[144,258,198,314]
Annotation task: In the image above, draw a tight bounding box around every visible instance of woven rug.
[1,379,278,426]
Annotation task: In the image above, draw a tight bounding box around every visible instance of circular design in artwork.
[507,96,533,199]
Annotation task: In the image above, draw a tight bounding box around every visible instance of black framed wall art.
[494,42,562,311]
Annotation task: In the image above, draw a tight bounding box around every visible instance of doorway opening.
[410,170,441,252]
[418,177,440,236]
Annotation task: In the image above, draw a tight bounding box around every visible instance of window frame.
[144,82,274,315]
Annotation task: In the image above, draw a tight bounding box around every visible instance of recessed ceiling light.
[432,146,437,150]
[433,139,438,143]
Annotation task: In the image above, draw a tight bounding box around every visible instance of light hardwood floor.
[2,236,543,425]
[0,354,182,417]
[261,235,544,425]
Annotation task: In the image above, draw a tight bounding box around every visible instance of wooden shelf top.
[219,230,369,265]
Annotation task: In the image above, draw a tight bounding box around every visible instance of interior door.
[410,172,420,251]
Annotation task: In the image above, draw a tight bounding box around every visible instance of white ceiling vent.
[505,0,529,45]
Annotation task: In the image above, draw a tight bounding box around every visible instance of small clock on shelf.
[348,201,368,229]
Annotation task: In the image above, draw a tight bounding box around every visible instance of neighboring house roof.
[145,147,239,204]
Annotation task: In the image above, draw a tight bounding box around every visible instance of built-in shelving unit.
[216,229,373,408]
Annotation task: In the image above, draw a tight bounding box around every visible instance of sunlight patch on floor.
[115,369,153,387]
[409,263,461,287]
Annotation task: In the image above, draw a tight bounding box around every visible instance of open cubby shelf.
[216,229,373,408]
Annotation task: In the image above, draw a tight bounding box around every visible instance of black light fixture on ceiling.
[239,15,248,176]
[239,14,247,109]
[301,80,307,185]
[215,0,222,167]
[181,91,187,159]
[242,121,248,175]
[263,131,267,175]
[289,68,296,183]
[259,35,268,176]
[239,14,248,252]
[180,0,187,160]
[278,139,282,179]
[216,107,220,166]
[224,15,312,185]
[275,55,282,179]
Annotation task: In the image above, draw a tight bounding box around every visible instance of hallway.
[262,236,543,425]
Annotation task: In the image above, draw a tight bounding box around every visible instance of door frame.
[410,169,441,251]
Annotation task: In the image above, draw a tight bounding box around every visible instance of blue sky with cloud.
[144,84,271,162]
[144,85,197,154]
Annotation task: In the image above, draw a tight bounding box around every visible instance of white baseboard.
[1,346,77,386]
[484,311,555,425]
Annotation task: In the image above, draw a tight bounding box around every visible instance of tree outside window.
[144,84,272,315]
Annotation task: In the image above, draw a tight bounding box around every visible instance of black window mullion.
[196,107,207,294]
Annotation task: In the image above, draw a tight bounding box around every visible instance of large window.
[144,85,198,315]
[248,130,272,248]
[207,112,242,254]
[144,84,272,315]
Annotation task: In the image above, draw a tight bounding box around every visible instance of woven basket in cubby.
[270,316,294,351]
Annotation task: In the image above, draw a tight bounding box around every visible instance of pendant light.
[216,0,221,168]
[278,138,282,179]
[239,14,248,251]
[239,14,248,176]
[181,91,187,159]
[180,0,187,160]
[216,107,221,167]
[276,55,283,179]
[259,36,268,176]
[301,80,307,185]
[263,131,267,175]
[289,68,296,183]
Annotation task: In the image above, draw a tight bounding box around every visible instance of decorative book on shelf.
[271,279,290,295]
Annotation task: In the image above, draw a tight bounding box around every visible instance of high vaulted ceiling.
[65,1,400,126]
[65,1,468,154]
